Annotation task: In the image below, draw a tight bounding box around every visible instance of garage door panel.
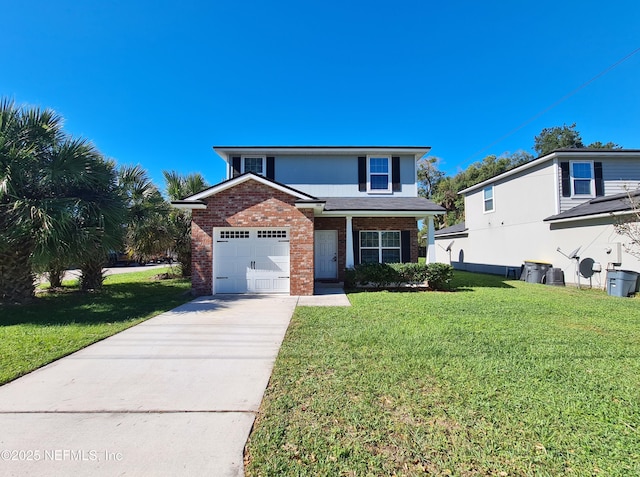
[213,228,290,294]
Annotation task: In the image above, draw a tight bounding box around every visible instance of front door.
[314,230,338,280]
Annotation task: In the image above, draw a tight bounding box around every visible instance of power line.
[464,46,640,163]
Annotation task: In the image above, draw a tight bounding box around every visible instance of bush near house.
[345,262,454,290]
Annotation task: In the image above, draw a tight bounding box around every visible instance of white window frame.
[366,155,392,194]
[359,230,401,264]
[569,160,595,198]
[483,186,495,213]
[241,155,266,176]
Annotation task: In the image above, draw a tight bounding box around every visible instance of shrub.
[353,262,399,288]
[425,262,454,290]
[345,262,453,290]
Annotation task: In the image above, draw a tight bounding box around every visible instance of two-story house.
[434,149,640,286]
[173,146,445,296]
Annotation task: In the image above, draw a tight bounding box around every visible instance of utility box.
[606,270,639,297]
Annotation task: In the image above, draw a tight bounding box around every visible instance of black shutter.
[594,162,604,196]
[392,156,401,192]
[266,156,275,180]
[401,231,411,263]
[232,156,241,177]
[352,230,360,265]
[358,156,366,192]
[560,162,570,197]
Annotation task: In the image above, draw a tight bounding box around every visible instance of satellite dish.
[568,247,581,260]
[445,241,454,252]
[579,258,595,278]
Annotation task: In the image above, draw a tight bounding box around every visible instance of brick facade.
[353,217,419,264]
[314,216,419,281]
[190,178,420,295]
[191,180,315,296]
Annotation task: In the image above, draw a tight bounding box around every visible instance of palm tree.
[118,164,173,263]
[0,98,125,301]
[163,170,208,277]
[0,99,64,302]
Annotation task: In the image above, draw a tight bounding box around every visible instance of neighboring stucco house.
[435,149,640,287]
[173,146,445,296]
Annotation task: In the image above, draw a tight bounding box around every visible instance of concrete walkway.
[0,295,299,477]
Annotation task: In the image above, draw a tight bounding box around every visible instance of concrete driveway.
[0,295,298,477]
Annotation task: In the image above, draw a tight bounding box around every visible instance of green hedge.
[344,262,454,291]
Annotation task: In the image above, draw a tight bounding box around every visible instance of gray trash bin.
[607,270,639,297]
[523,261,552,284]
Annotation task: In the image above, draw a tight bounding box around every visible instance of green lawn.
[0,268,191,385]
[246,272,640,476]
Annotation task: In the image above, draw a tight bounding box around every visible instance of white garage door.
[213,228,290,294]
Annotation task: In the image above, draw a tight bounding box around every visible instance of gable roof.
[171,172,318,209]
[459,149,640,195]
[544,190,640,222]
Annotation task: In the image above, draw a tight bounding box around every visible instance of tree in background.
[614,189,640,260]
[425,151,533,228]
[534,123,621,156]
[163,170,208,277]
[417,156,444,199]
[119,164,173,264]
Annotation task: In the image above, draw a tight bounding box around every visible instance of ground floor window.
[360,231,401,264]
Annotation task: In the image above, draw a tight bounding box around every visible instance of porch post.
[345,215,354,268]
[426,215,436,263]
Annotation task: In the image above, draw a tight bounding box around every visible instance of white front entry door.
[314,230,338,279]
[213,228,290,294]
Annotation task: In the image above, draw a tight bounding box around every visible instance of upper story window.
[367,156,391,193]
[483,186,494,213]
[242,156,266,175]
[570,161,594,196]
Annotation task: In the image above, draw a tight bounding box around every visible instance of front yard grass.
[246,271,640,476]
[0,268,191,385]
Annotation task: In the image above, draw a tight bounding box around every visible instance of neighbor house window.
[360,231,401,263]
[483,186,494,212]
[367,156,391,192]
[571,161,594,196]
[242,156,265,175]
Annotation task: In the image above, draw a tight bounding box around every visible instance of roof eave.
[544,209,634,223]
[213,146,432,161]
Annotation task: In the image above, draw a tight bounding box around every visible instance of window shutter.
[401,230,411,263]
[392,156,401,192]
[232,156,241,177]
[594,162,604,196]
[352,230,360,265]
[560,162,570,197]
[358,157,366,192]
[266,156,275,180]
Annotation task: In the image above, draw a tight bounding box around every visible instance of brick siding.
[191,180,315,296]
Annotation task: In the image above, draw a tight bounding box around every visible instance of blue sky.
[3,0,639,190]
